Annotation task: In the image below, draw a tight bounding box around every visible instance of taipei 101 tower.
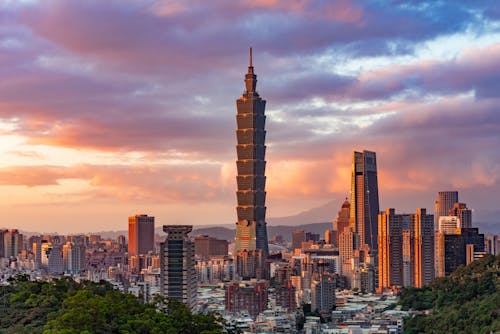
[234,48,269,259]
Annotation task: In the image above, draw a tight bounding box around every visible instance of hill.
[399,254,500,334]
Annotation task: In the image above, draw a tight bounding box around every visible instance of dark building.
[128,214,154,256]
[437,228,484,277]
[226,280,269,319]
[292,230,306,250]
[194,235,228,259]
[275,280,297,311]
[160,225,196,310]
[234,48,269,258]
[350,151,380,250]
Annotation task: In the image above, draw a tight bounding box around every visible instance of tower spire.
[245,47,257,95]
[249,47,253,67]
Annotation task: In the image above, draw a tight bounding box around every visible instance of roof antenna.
[249,47,253,67]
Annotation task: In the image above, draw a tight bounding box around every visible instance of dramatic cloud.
[0,0,499,232]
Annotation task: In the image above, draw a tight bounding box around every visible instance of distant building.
[378,209,405,290]
[413,208,434,288]
[438,216,460,234]
[311,273,336,317]
[235,249,266,280]
[449,202,472,228]
[62,241,86,275]
[160,225,196,310]
[434,191,459,227]
[234,48,269,257]
[3,229,22,258]
[350,151,380,250]
[225,280,269,319]
[275,280,297,311]
[128,214,155,257]
[485,234,498,255]
[194,235,228,259]
[48,244,63,275]
[436,227,485,277]
[292,230,306,250]
[333,199,350,246]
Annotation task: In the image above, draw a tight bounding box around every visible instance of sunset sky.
[0,0,499,233]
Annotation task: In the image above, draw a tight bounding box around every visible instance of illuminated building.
[128,214,155,256]
[350,151,380,250]
[234,48,269,258]
[159,225,196,310]
[434,191,458,227]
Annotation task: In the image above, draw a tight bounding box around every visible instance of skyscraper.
[234,48,269,257]
[350,151,380,250]
[333,199,350,246]
[413,208,434,288]
[160,225,196,310]
[128,214,155,256]
[449,202,472,228]
[434,191,458,227]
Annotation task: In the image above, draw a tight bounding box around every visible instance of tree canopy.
[399,254,500,334]
[0,276,222,334]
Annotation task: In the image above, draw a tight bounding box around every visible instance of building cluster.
[0,50,498,334]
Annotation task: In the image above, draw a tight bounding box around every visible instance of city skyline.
[1,1,500,233]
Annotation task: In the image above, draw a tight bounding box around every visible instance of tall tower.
[234,48,269,256]
[350,150,380,250]
[128,214,155,256]
[434,191,458,227]
[413,208,434,288]
[160,225,197,310]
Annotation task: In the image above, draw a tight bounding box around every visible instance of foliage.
[399,254,500,334]
[0,277,222,334]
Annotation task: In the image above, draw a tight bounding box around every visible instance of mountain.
[267,200,339,226]
[400,254,500,333]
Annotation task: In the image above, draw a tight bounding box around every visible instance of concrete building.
[333,199,350,247]
[292,230,306,250]
[449,202,472,228]
[413,208,434,287]
[434,191,458,227]
[225,280,269,319]
[350,151,380,250]
[234,48,269,257]
[128,214,155,256]
[194,235,228,259]
[160,225,196,310]
[3,229,22,258]
[485,234,498,255]
[311,273,336,318]
[62,241,86,275]
[438,216,460,234]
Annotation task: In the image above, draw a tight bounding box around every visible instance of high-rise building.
[159,225,196,310]
[292,230,306,250]
[3,229,22,258]
[275,280,297,311]
[449,202,472,228]
[378,209,406,291]
[128,214,155,256]
[234,48,269,257]
[436,228,485,277]
[333,199,350,246]
[62,241,86,275]
[438,216,460,234]
[485,234,498,255]
[413,208,434,287]
[194,235,228,259]
[48,244,63,275]
[350,151,380,250]
[311,273,336,317]
[434,191,459,227]
[235,249,266,280]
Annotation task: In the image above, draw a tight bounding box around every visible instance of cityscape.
[0,1,499,334]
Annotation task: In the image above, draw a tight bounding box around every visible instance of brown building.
[225,280,269,319]
[275,280,297,311]
[194,235,228,259]
[235,249,266,280]
[413,208,434,288]
[292,230,306,250]
[434,191,458,227]
[333,199,350,246]
[128,214,155,256]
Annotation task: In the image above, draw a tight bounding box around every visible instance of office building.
[333,199,350,246]
[226,280,269,319]
[485,234,498,255]
[434,191,459,227]
[449,202,472,228]
[235,249,266,280]
[160,225,196,310]
[413,208,434,287]
[48,244,63,275]
[438,216,460,234]
[311,273,336,317]
[194,235,228,259]
[350,151,380,250]
[3,229,22,258]
[128,214,155,256]
[436,228,485,277]
[292,230,306,250]
[62,241,86,275]
[234,48,269,257]
[275,280,297,311]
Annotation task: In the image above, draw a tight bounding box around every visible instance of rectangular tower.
[234,48,269,257]
[413,208,435,287]
[350,151,380,250]
[434,191,458,227]
[160,225,196,310]
[128,214,155,256]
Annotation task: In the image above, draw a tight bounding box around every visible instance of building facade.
[234,48,269,257]
[128,214,155,256]
[160,225,196,310]
[350,151,380,250]
[434,191,459,227]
